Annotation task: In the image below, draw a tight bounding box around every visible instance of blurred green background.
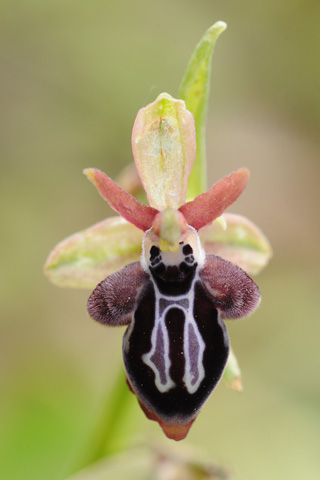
[1,1,320,479]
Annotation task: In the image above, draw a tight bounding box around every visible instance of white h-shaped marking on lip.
[142,292,176,393]
[183,310,206,394]
[142,277,205,394]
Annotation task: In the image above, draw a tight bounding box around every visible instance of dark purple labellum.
[87,226,260,440]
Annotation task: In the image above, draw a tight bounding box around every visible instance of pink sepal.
[84,168,159,231]
[179,169,249,231]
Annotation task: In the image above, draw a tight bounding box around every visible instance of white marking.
[183,303,205,393]
[142,274,205,394]
[141,226,207,394]
[141,224,205,272]
[142,291,176,393]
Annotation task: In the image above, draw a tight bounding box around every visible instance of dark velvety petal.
[84,168,159,231]
[87,262,149,326]
[200,255,261,319]
[179,169,249,231]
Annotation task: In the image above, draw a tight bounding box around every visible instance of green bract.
[179,21,227,199]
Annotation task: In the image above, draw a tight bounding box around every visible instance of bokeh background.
[1,1,320,479]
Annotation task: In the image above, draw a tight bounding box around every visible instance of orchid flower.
[45,24,272,443]
[45,93,270,441]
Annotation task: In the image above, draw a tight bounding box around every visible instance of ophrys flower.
[82,94,261,440]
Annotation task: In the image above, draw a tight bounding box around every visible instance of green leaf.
[179,21,227,199]
[132,93,196,210]
[199,213,273,276]
[44,217,143,289]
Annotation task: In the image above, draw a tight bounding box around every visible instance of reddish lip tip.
[136,393,196,441]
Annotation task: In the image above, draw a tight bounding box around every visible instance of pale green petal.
[199,213,272,275]
[179,21,227,199]
[132,93,196,210]
[45,217,143,289]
